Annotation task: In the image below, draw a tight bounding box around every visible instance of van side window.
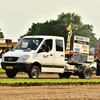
[56,39,63,51]
[38,39,53,53]
[46,39,53,51]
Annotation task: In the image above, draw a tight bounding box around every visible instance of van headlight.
[18,55,29,61]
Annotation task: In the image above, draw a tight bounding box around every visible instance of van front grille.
[4,57,19,62]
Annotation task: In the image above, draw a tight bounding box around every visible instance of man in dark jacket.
[42,41,50,52]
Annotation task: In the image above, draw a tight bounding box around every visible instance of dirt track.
[1,85,100,100]
[1,73,100,100]
[0,73,100,79]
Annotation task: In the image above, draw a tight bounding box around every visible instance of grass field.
[0,68,25,73]
[0,68,100,84]
[0,78,100,83]
[0,68,5,73]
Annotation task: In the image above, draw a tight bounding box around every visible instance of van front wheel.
[28,65,40,79]
[6,71,17,78]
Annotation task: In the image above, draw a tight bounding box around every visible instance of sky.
[0,0,100,42]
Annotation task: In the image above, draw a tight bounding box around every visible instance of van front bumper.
[1,62,32,72]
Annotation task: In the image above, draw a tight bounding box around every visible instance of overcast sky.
[0,0,100,42]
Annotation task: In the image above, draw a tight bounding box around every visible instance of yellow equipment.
[65,24,72,55]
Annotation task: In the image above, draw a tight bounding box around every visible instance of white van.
[1,36,66,78]
[1,35,92,79]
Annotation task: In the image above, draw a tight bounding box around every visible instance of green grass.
[0,69,100,84]
[0,79,100,83]
[0,68,5,73]
[0,68,25,73]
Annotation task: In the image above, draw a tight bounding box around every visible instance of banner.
[66,24,72,51]
[89,47,95,54]
[73,35,90,54]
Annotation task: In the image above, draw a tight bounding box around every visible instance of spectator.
[94,53,97,58]
[70,47,73,55]
[1,49,6,56]
[70,55,74,61]
[94,53,98,60]
[92,53,94,56]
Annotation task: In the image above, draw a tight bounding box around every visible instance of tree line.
[0,29,4,38]
[1,12,100,50]
[18,12,99,49]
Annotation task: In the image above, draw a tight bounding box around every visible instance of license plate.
[6,66,13,69]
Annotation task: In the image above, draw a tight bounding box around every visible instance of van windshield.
[13,38,43,50]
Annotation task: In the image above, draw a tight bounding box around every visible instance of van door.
[38,39,54,72]
[53,39,65,73]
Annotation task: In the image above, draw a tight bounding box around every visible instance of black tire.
[84,68,91,79]
[79,74,84,79]
[79,68,92,79]
[6,71,17,78]
[28,65,40,79]
[58,72,71,78]
[58,73,65,78]
[64,72,71,78]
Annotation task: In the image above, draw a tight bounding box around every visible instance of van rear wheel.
[6,71,17,78]
[58,72,71,78]
[28,65,40,79]
[79,68,91,79]
[58,73,65,78]
[64,72,71,78]
[84,68,91,79]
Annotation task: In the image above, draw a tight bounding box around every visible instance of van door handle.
[61,55,64,57]
[50,54,53,56]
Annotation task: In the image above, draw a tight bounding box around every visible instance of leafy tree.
[74,24,97,47]
[0,29,4,38]
[18,12,97,49]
